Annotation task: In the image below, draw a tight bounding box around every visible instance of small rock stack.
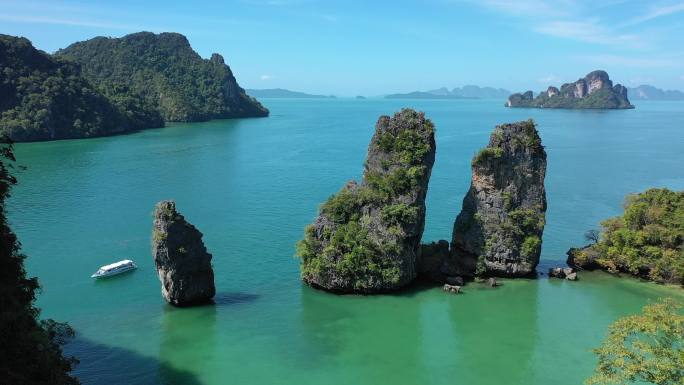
[152,200,215,306]
[549,267,578,281]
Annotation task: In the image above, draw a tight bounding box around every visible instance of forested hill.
[0,34,161,141]
[56,32,268,123]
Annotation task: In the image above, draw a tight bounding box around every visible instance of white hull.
[91,260,137,278]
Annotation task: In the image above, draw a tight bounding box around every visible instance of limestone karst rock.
[506,70,633,109]
[297,109,436,293]
[152,200,215,306]
[450,120,547,277]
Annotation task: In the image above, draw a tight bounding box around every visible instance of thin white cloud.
[463,0,570,17]
[577,54,677,68]
[459,0,673,48]
[535,20,639,46]
[537,74,559,84]
[260,74,274,80]
[629,76,654,85]
[625,2,684,26]
[0,13,150,31]
[680,75,684,80]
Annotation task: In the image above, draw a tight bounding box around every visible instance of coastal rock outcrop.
[152,200,215,306]
[443,284,461,294]
[549,267,577,280]
[450,120,547,277]
[567,188,684,284]
[297,109,436,293]
[506,70,633,109]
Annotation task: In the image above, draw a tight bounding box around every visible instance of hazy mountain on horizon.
[386,85,510,99]
[246,88,336,98]
[627,85,684,100]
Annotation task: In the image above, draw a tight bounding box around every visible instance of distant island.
[0,32,267,142]
[386,85,510,100]
[628,85,684,100]
[355,95,366,99]
[245,88,336,98]
[506,70,633,109]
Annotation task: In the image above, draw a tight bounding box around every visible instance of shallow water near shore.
[9,98,684,385]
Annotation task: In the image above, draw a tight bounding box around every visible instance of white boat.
[91,259,137,278]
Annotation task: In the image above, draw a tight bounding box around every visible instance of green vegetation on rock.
[0,34,159,141]
[452,119,547,277]
[56,32,268,123]
[0,140,78,384]
[297,109,435,292]
[569,188,684,284]
[1,32,267,142]
[587,299,683,385]
[472,147,503,166]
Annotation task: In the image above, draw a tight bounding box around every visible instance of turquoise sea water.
[9,99,684,385]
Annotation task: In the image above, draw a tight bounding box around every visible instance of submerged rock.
[152,201,215,306]
[443,284,461,294]
[451,120,547,277]
[549,267,578,281]
[549,267,565,278]
[297,109,436,293]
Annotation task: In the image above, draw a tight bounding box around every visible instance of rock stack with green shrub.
[152,200,215,306]
[567,188,684,285]
[297,109,436,293]
[451,120,547,277]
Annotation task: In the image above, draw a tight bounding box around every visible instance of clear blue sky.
[2,0,684,95]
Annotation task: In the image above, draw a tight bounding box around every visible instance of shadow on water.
[66,336,202,385]
[158,303,219,385]
[447,278,540,385]
[393,275,539,298]
[389,279,442,298]
[212,291,260,306]
[295,285,347,367]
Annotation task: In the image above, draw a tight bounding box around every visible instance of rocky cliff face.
[450,120,547,277]
[507,70,633,109]
[152,201,215,306]
[297,109,436,293]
